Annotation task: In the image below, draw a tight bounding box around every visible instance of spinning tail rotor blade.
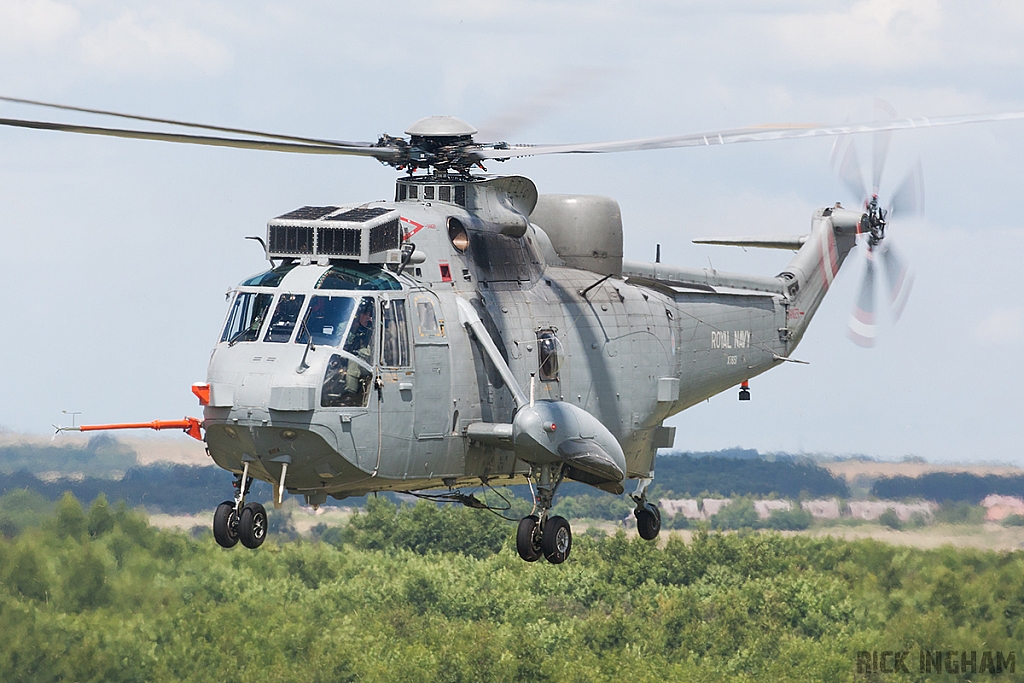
[848,248,878,347]
[836,140,868,204]
[888,159,925,218]
[871,99,897,193]
[879,241,914,321]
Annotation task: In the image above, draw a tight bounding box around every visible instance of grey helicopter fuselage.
[200,173,862,507]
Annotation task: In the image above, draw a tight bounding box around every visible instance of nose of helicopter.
[203,415,374,503]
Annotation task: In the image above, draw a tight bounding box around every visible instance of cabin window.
[221,292,273,344]
[424,186,435,200]
[409,185,418,199]
[264,294,305,343]
[439,186,451,202]
[413,297,445,340]
[295,295,356,347]
[343,297,376,363]
[380,299,411,367]
[537,329,559,381]
[321,354,371,408]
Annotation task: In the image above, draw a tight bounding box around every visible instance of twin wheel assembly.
[213,468,268,549]
[213,500,268,549]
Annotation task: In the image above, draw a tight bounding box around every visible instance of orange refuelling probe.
[61,417,204,441]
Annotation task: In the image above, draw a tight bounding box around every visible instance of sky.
[1,0,1023,463]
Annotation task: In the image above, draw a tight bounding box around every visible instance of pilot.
[346,300,375,362]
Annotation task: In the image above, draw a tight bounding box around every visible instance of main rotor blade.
[879,241,914,321]
[0,117,401,160]
[476,111,1024,160]
[888,160,925,218]
[0,94,369,148]
[848,248,878,348]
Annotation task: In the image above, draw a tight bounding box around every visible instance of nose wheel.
[213,463,268,550]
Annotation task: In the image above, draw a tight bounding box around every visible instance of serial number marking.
[727,356,738,365]
[711,330,751,349]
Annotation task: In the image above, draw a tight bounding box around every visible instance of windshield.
[296,295,356,347]
[264,294,306,343]
[221,292,274,344]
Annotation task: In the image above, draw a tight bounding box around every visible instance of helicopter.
[3,96,1023,564]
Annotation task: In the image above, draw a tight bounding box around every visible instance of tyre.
[239,502,268,549]
[541,515,572,564]
[636,504,661,541]
[213,501,239,548]
[516,515,543,562]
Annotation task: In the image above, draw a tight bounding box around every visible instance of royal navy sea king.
[5,97,1021,563]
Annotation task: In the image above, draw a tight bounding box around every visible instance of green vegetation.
[708,498,813,531]
[0,434,137,477]
[872,471,1024,503]
[655,452,849,499]
[3,491,1024,682]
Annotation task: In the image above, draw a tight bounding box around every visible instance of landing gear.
[213,501,239,548]
[516,515,543,562]
[635,503,661,541]
[213,462,267,550]
[541,516,572,564]
[631,477,662,542]
[239,502,267,549]
[516,464,573,564]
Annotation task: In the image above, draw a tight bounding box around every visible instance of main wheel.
[636,504,662,541]
[541,515,572,564]
[239,502,268,549]
[213,501,239,548]
[516,515,543,562]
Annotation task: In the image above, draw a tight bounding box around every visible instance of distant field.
[823,459,1022,482]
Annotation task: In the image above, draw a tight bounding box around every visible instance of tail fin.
[778,207,861,348]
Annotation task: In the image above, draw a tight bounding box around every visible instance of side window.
[321,354,371,407]
[412,296,445,341]
[343,297,376,363]
[380,299,410,367]
[264,294,306,343]
[537,329,559,381]
[221,292,273,344]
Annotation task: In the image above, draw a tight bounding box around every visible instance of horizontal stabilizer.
[693,235,807,250]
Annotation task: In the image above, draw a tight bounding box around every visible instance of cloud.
[79,11,232,76]
[975,308,1024,345]
[0,0,79,52]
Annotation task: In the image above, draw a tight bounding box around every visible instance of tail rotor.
[833,102,924,346]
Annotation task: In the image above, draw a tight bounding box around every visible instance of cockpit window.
[296,295,356,347]
[239,263,297,288]
[264,294,306,343]
[221,292,273,344]
[343,297,376,363]
[317,264,401,291]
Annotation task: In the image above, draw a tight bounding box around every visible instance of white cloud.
[975,309,1024,345]
[0,0,79,52]
[78,11,232,76]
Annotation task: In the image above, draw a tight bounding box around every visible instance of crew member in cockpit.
[342,299,375,398]
[346,299,375,362]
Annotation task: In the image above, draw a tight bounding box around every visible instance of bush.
[762,506,813,531]
[878,508,902,530]
[344,498,510,558]
[710,498,759,530]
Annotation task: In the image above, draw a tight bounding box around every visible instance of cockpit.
[219,263,404,409]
